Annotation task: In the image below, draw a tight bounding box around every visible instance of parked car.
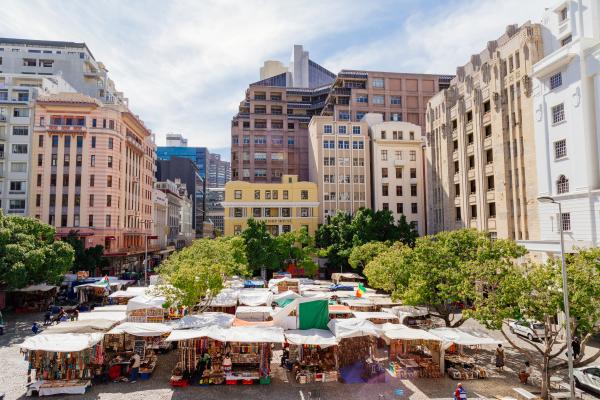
[574,365,600,395]
[508,319,546,341]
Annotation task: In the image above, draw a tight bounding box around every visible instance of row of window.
[323,157,366,166]
[323,125,362,135]
[455,202,497,220]
[323,140,364,149]
[238,121,298,131]
[455,176,495,196]
[380,130,415,140]
[231,207,314,218]
[381,183,419,197]
[338,111,404,122]
[381,167,417,179]
[323,174,365,184]
[37,173,114,188]
[380,202,419,217]
[36,193,116,208]
[381,149,417,161]
[323,192,367,201]
[234,135,296,146]
[46,214,115,229]
[232,189,309,200]
[355,95,402,106]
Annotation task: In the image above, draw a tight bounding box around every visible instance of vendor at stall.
[284,329,339,384]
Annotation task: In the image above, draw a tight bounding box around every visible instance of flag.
[98,275,110,288]
[356,283,366,298]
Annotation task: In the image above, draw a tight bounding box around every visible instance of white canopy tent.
[43,319,117,334]
[108,286,148,299]
[273,290,302,302]
[235,306,274,321]
[21,333,104,352]
[78,310,127,323]
[237,289,273,306]
[352,311,400,323]
[381,323,442,341]
[91,305,127,312]
[165,325,285,344]
[15,284,58,292]
[327,318,381,340]
[171,313,234,330]
[126,294,166,312]
[108,322,172,337]
[204,288,239,307]
[284,329,338,348]
[429,327,501,348]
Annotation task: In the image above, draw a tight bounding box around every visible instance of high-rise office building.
[207,152,230,188]
[425,23,543,241]
[231,45,335,183]
[0,38,126,105]
[205,187,225,235]
[28,92,157,274]
[0,74,74,216]
[308,116,371,222]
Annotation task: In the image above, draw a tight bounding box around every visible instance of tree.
[364,228,526,327]
[0,214,74,289]
[156,237,249,311]
[348,241,390,274]
[469,248,600,399]
[397,215,419,247]
[241,219,279,275]
[272,227,319,277]
[63,231,106,274]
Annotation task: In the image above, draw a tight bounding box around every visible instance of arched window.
[557,175,569,194]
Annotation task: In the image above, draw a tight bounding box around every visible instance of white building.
[368,116,426,236]
[155,179,193,249]
[152,188,168,250]
[0,38,126,105]
[523,0,600,255]
[0,74,74,215]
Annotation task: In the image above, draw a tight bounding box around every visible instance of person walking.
[453,382,467,400]
[129,353,141,383]
[31,322,39,335]
[518,361,532,384]
[572,337,581,360]
[495,344,505,371]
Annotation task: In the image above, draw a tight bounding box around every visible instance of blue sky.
[3,0,547,160]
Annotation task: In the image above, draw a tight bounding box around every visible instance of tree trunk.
[541,356,550,400]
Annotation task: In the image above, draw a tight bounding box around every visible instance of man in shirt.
[130,353,141,383]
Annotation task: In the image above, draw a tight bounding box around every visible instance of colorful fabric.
[298,300,329,330]
[356,283,366,298]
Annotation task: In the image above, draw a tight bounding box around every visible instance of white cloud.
[323,0,548,75]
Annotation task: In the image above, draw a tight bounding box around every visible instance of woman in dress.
[495,344,505,371]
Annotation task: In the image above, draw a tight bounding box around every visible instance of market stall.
[237,289,273,307]
[341,298,381,312]
[203,288,238,314]
[21,333,104,396]
[352,312,400,325]
[103,322,173,381]
[269,278,300,294]
[171,313,234,330]
[388,306,438,329]
[108,287,148,305]
[328,305,353,320]
[126,295,166,323]
[382,323,443,378]
[331,273,364,285]
[327,318,384,383]
[166,326,284,386]
[74,278,133,306]
[284,329,339,384]
[11,284,58,312]
[43,319,117,334]
[273,290,302,308]
[429,327,501,380]
[235,306,274,322]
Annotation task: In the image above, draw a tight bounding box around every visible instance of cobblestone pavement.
[1,312,598,400]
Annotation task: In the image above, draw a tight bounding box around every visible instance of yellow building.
[223,175,319,236]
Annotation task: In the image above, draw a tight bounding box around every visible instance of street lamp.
[537,196,575,398]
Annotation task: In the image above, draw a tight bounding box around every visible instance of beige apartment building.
[308,116,371,222]
[28,92,157,274]
[321,70,452,129]
[425,23,543,241]
[368,117,426,236]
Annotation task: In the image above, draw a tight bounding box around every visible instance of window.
[409,132,415,140]
[410,168,416,179]
[352,141,363,149]
[89,175,95,187]
[486,149,494,164]
[557,175,569,194]
[76,155,82,167]
[233,208,243,218]
[265,191,271,200]
[109,120,115,129]
[62,174,69,186]
[283,190,289,200]
[107,156,113,168]
[455,207,461,221]
[108,138,113,149]
[89,194,94,207]
[253,208,261,218]
[395,167,402,179]
[372,78,384,88]
[8,199,25,211]
[487,175,495,191]
[338,140,349,149]
[12,126,28,136]
[467,133,474,144]
[483,100,491,113]
[550,72,562,90]
[338,111,350,121]
[372,95,384,105]
[355,95,368,104]
[381,150,388,161]
[382,203,389,211]
[91,136,96,148]
[391,113,402,121]
[469,155,475,170]
[105,215,111,228]
[352,126,361,135]
[396,185,403,196]
[454,160,460,174]
[397,203,404,214]
[11,162,26,173]
[411,203,418,214]
[281,208,291,217]
[74,215,80,227]
[12,144,27,154]
[288,137,295,146]
[254,136,266,145]
[391,96,401,105]
[411,184,418,196]
[484,125,492,137]
[234,190,242,200]
[554,139,567,159]
[254,152,267,161]
[471,205,477,219]
[323,140,335,149]
[51,135,59,147]
[107,175,112,187]
[356,111,366,121]
[409,150,416,161]
[38,135,44,147]
[13,108,29,117]
[76,136,83,148]
[301,190,309,200]
[90,155,95,167]
[37,174,42,186]
[64,136,71,148]
[37,154,43,166]
[488,202,496,218]
[395,149,403,159]
[552,103,565,124]
[381,168,388,178]
[559,7,568,22]
[382,184,389,196]
[254,190,260,200]
[36,194,41,207]
[560,212,571,231]
[338,125,347,134]
[300,207,310,217]
[106,195,112,207]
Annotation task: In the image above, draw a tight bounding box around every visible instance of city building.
[152,187,169,251]
[367,116,427,235]
[156,157,205,235]
[425,23,544,241]
[308,116,371,223]
[207,152,230,188]
[524,0,600,255]
[155,179,194,249]
[0,73,74,216]
[28,92,157,274]
[205,187,225,235]
[231,45,335,183]
[223,174,319,236]
[321,70,452,129]
[0,38,126,105]
[157,135,208,178]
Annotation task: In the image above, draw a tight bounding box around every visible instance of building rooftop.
[37,92,101,106]
[0,37,95,59]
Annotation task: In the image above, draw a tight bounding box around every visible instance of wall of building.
[223,174,319,236]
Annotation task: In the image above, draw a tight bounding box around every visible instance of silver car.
[509,319,547,341]
[574,365,600,395]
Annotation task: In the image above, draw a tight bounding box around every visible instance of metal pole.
[144,220,148,287]
[557,202,575,398]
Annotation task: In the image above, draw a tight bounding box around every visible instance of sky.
[2,0,548,160]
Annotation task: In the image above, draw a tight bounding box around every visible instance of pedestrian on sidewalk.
[495,344,505,371]
[453,382,467,400]
[572,337,581,359]
[31,322,39,335]
[518,361,532,384]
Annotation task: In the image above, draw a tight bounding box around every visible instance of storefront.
[126,295,166,323]
[284,329,339,384]
[11,284,58,312]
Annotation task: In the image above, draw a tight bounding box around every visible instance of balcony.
[0,115,6,122]
[453,173,459,184]
[483,136,492,149]
[467,169,475,179]
[454,196,461,206]
[452,151,458,161]
[482,112,491,125]
[485,163,494,175]
[466,121,473,132]
[466,144,474,155]
[469,194,477,204]
[0,132,5,141]
[487,218,496,230]
[486,191,495,202]
[469,219,478,228]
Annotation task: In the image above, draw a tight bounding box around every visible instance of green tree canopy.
[468,248,600,399]
[272,227,319,277]
[364,228,526,327]
[0,214,74,289]
[156,237,249,310]
[241,219,279,274]
[348,241,391,274]
[63,231,106,274]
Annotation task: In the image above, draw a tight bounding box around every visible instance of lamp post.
[142,219,153,287]
[537,196,574,398]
